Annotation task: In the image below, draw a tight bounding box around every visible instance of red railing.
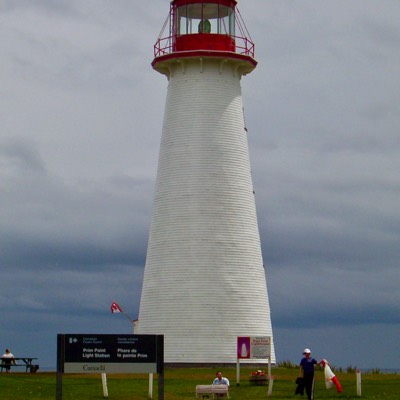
[154,33,255,59]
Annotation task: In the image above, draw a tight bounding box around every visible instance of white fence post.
[356,370,362,397]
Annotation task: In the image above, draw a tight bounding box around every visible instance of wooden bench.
[195,384,229,399]
[1,358,39,373]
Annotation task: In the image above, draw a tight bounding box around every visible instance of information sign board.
[237,336,271,359]
[58,334,162,374]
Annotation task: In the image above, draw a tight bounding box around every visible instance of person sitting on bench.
[2,349,16,373]
[212,371,230,386]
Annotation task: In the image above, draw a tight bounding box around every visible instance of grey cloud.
[0,0,77,16]
[0,137,45,172]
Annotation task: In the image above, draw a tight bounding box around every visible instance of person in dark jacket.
[298,348,321,399]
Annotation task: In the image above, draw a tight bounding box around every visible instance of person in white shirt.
[212,371,230,386]
[2,349,16,373]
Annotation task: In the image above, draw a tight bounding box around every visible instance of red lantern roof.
[172,0,237,6]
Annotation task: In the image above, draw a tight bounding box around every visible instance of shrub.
[277,360,298,369]
[370,368,381,375]
[346,365,357,374]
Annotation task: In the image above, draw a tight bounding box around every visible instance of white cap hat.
[303,348,311,354]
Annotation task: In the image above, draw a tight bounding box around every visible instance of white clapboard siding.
[137,57,274,363]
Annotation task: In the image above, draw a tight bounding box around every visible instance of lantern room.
[173,0,236,52]
[153,0,255,62]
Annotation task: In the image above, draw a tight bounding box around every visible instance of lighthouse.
[137,0,274,364]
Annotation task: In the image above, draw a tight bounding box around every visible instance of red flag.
[111,301,123,314]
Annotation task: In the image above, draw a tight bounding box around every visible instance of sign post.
[101,373,108,397]
[56,334,64,400]
[56,334,163,400]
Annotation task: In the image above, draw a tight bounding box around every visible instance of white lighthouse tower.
[137,0,274,364]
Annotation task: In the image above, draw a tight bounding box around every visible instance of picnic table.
[1,357,39,373]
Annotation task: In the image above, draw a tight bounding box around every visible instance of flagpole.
[121,312,133,322]
[110,301,134,322]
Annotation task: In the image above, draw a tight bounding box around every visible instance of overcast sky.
[1,0,399,371]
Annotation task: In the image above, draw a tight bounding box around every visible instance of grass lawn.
[0,366,398,399]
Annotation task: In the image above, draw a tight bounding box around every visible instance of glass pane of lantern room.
[186,3,202,34]
[177,5,188,35]
[218,5,235,36]
[202,3,218,33]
